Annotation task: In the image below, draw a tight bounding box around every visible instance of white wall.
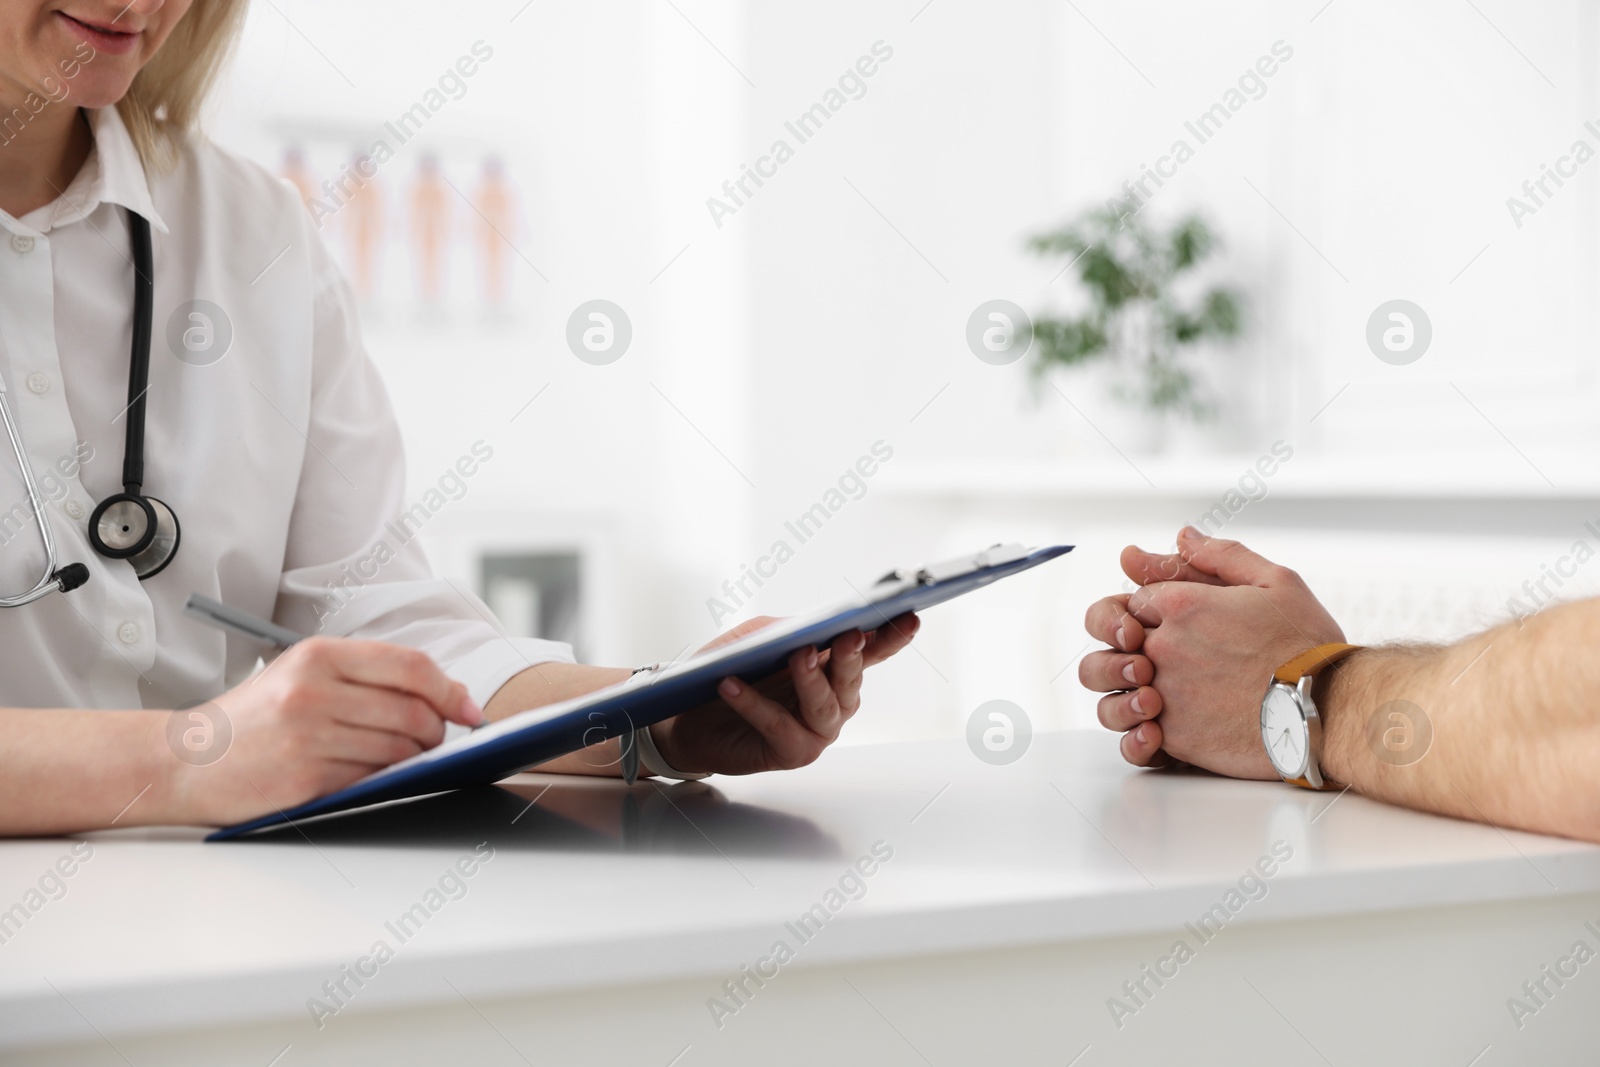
[206,0,1600,740]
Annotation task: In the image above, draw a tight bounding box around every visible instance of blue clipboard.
[207,543,1072,841]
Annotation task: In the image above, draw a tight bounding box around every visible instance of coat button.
[25,373,48,394]
[64,500,85,520]
[118,621,142,644]
[10,234,34,254]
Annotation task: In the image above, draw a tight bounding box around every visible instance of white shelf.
[878,454,1600,502]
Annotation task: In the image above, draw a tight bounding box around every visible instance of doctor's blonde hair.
[116,0,252,167]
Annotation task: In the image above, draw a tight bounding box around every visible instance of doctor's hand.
[651,612,920,776]
[161,637,482,826]
[1079,526,1343,779]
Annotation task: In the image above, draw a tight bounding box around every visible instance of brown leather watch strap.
[1273,642,1363,685]
[1273,642,1362,792]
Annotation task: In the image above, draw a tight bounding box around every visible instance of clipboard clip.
[873,542,1031,587]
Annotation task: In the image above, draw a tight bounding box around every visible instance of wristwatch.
[1259,642,1362,790]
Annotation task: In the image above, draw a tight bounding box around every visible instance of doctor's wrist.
[647,718,700,778]
[140,706,257,828]
[134,710,201,828]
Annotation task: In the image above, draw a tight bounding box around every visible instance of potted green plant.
[1027,207,1243,428]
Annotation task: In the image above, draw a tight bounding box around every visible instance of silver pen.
[183,593,304,649]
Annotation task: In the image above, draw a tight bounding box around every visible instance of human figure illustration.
[409,154,450,303]
[472,156,516,306]
[343,152,385,301]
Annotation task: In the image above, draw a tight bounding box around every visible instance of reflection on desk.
[241,778,842,860]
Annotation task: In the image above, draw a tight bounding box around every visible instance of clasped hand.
[1078,526,1344,778]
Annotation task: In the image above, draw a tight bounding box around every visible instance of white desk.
[2,732,1597,1065]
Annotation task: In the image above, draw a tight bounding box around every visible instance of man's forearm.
[1319,599,1600,842]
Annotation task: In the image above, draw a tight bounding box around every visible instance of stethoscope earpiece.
[52,563,90,592]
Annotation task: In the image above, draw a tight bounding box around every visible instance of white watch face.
[1260,684,1309,778]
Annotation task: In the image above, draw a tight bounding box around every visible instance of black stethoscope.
[87,210,181,580]
[0,208,180,607]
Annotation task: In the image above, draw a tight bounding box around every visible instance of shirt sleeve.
[270,215,573,709]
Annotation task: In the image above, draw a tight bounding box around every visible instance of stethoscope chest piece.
[88,492,181,580]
